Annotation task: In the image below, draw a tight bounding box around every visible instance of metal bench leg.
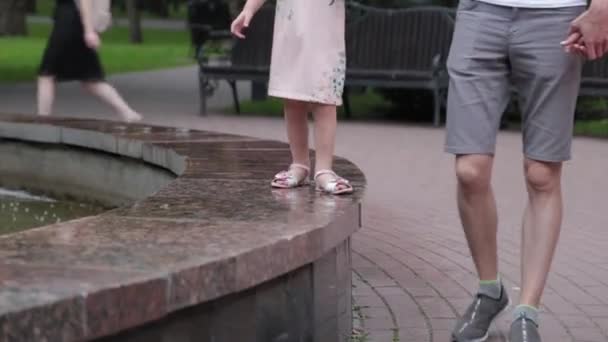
[343,86,352,119]
[198,70,208,116]
[432,85,441,127]
[229,81,241,114]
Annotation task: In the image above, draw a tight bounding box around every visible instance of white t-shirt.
[477,0,586,8]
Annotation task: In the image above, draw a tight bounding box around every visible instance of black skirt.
[38,0,105,82]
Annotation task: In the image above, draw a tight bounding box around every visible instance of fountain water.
[0,188,105,235]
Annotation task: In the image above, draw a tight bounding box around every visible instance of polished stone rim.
[0,114,366,341]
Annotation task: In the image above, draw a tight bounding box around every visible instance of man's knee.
[455,155,493,192]
[524,159,562,193]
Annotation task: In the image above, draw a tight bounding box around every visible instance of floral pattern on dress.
[276,0,294,21]
[269,0,346,106]
[310,51,346,105]
[332,51,346,98]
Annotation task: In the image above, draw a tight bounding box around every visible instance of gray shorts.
[444,0,586,162]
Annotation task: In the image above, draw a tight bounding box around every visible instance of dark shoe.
[452,285,510,342]
[509,314,541,342]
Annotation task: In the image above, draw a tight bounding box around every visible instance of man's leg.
[508,160,564,342]
[445,1,513,340]
[520,159,563,307]
[456,154,498,282]
[508,5,585,342]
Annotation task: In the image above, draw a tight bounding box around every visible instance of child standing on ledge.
[231,0,353,195]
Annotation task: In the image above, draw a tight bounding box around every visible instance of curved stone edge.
[0,115,366,341]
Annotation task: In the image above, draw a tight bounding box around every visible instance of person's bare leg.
[278,99,310,184]
[311,104,351,192]
[455,154,499,281]
[519,158,563,307]
[311,104,336,172]
[82,81,142,122]
[37,76,56,116]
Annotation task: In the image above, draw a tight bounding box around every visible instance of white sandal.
[271,163,310,189]
[314,170,354,195]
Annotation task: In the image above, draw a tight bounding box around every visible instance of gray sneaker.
[509,314,541,342]
[452,286,510,342]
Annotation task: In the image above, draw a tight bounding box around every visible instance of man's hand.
[562,3,608,60]
[562,32,586,57]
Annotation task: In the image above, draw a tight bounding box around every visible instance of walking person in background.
[37,0,142,122]
[231,0,353,195]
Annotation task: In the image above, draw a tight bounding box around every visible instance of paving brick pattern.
[3,71,607,341]
[172,116,608,342]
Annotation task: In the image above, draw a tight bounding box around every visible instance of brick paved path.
[117,114,608,342]
[2,71,608,341]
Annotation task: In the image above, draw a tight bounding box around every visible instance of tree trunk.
[26,0,36,13]
[146,0,169,18]
[126,0,143,43]
[0,0,28,36]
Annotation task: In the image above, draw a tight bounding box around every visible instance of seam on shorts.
[445,145,496,156]
[526,119,567,136]
[523,151,571,163]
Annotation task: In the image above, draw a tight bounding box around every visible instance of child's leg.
[37,76,56,116]
[81,81,142,122]
[272,99,310,187]
[312,104,349,192]
[312,104,336,171]
[285,99,310,166]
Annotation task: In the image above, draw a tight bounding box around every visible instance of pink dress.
[268,0,346,106]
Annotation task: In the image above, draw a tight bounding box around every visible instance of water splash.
[0,188,105,235]
[0,188,55,202]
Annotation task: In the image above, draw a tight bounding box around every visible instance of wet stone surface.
[0,114,365,342]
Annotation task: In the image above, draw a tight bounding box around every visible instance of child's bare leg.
[275,99,310,185]
[81,81,142,122]
[37,76,55,116]
[312,104,348,192]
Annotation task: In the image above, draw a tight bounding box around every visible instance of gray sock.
[478,278,502,300]
[513,305,539,326]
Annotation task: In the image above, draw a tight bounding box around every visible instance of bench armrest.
[208,29,233,40]
[190,27,237,62]
[432,54,444,76]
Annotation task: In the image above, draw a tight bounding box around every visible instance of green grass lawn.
[574,119,608,138]
[234,89,394,119]
[0,22,193,83]
[235,93,608,139]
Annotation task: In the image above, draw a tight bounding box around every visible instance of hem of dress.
[38,72,106,83]
[268,89,343,107]
[475,0,586,8]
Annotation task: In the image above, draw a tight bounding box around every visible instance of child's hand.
[231,10,253,39]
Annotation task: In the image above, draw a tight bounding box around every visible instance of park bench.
[343,3,455,126]
[187,0,242,113]
[581,58,608,97]
[188,1,608,124]
[188,2,455,125]
[188,1,273,115]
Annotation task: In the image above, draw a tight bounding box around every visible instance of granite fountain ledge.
[0,114,366,342]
